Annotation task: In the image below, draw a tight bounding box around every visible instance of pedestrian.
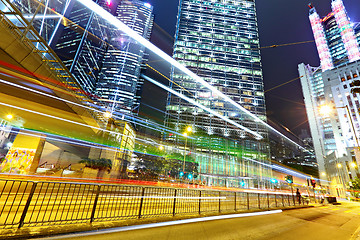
[296,188,301,204]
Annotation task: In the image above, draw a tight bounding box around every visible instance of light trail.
[0,127,271,181]
[36,210,283,240]
[48,0,72,46]
[103,196,227,199]
[22,14,61,19]
[244,157,327,182]
[0,75,179,136]
[142,75,261,138]
[77,0,261,139]
[75,0,314,152]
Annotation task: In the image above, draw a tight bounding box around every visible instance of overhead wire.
[30,0,316,149]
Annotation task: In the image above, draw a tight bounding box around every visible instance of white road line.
[37,210,282,240]
[100,195,227,199]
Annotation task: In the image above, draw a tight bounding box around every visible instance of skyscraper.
[299,0,360,191]
[54,0,154,115]
[53,0,110,95]
[308,1,360,72]
[166,0,266,136]
[94,0,154,115]
[165,0,269,187]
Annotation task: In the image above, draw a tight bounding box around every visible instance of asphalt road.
[37,202,360,240]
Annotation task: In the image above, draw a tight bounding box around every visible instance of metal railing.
[0,179,309,229]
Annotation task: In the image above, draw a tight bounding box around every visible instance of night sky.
[143,0,359,136]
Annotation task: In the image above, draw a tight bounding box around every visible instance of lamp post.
[182,126,192,173]
[336,162,346,197]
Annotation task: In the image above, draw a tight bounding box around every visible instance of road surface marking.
[37,210,283,240]
[331,208,339,211]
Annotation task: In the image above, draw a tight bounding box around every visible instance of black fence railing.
[0,179,310,229]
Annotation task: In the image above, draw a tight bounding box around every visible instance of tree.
[350,177,360,198]
[133,144,166,180]
[165,152,199,179]
[80,158,112,179]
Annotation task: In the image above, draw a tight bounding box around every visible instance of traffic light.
[179,171,184,177]
[350,80,360,93]
[285,175,293,184]
[310,179,316,188]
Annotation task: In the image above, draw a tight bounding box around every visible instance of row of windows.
[177,60,262,76]
[175,44,258,56]
[185,31,256,44]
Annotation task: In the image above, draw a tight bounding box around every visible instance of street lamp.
[103,111,112,119]
[6,114,13,120]
[182,126,192,173]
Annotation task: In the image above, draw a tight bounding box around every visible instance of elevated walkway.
[0,0,106,130]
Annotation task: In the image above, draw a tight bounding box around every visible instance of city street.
[38,202,360,240]
[1,0,360,239]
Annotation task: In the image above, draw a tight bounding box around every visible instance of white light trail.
[0,77,178,136]
[102,196,227,199]
[244,157,326,182]
[48,0,72,46]
[143,75,261,138]
[22,14,61,19]
[76,0,311,152]
[0,101,181,151]
[37,210,282,239]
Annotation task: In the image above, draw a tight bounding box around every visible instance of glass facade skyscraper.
[53,0,110,95]
[164,0,270,188]
[53,0,154,115]
[166,0,266,136]
[308,0,360,72]
[94,0,154,115]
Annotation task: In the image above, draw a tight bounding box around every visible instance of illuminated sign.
[331,0,360,62]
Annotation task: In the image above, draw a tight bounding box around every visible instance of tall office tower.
[53,0,153,114]
[165,0,269,187]
[53,0,110,95]
[331,0,360,62]
[94,0,154,115]
[309,4,334,71]
[308,1,360,72]
[299,64,337,182]
[299,0,360,188]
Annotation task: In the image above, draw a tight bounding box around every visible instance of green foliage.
[350,177,360,198]
[80,158,112,171]
[132,144,199,180]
